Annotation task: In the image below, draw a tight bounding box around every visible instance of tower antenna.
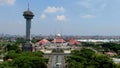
[28,0,30,10]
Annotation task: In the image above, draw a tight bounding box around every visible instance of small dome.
[23,10,34,16]
[57,33,61,37]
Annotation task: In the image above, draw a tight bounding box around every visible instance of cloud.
[0,0,16,5]
[80,14,96,19]
[44,6,64,13]
[56,15,66,21]
[78,0,108,13]
[40,14,46,19]
[41,6,66,21]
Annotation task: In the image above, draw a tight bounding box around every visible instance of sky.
[0,0,120,36]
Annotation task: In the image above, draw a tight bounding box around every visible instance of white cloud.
[40,14,46,19]
[56,15,66,21]
[0,0,16,5]
[44,6,64,13]
[81,14,96,19]
[78,0,108,13]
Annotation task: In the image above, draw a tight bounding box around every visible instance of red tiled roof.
[38,39,49,45]
[106,52,116,56]
[69,38,80,45]
[52,37,66,43]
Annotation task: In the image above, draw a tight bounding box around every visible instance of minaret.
[23,3,34,51]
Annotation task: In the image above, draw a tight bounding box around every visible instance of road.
[47,55,65,68]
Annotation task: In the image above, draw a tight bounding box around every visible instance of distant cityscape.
[1,33,120,43]
[0,34,120,40]
[1,33,120,38]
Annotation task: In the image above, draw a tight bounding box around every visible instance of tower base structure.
[22,43,32,51]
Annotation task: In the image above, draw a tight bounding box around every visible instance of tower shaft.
[26,19,31,44]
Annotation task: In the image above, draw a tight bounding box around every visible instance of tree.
[67,48,116,68]
[91,54,116,68]
[2,51,48,68]
[4,50,20,60]
[15,38,25,44]
[6,43,21,53]
[80,48,95,59]
[101,42,120,53]
[82,42,95,47]
[12,56,32,68]
[0,61,13,68]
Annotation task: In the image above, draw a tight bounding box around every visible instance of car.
[53,63,61,68]
[56,63,61,66]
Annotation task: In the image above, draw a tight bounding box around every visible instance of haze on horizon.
[0,0,120,36]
